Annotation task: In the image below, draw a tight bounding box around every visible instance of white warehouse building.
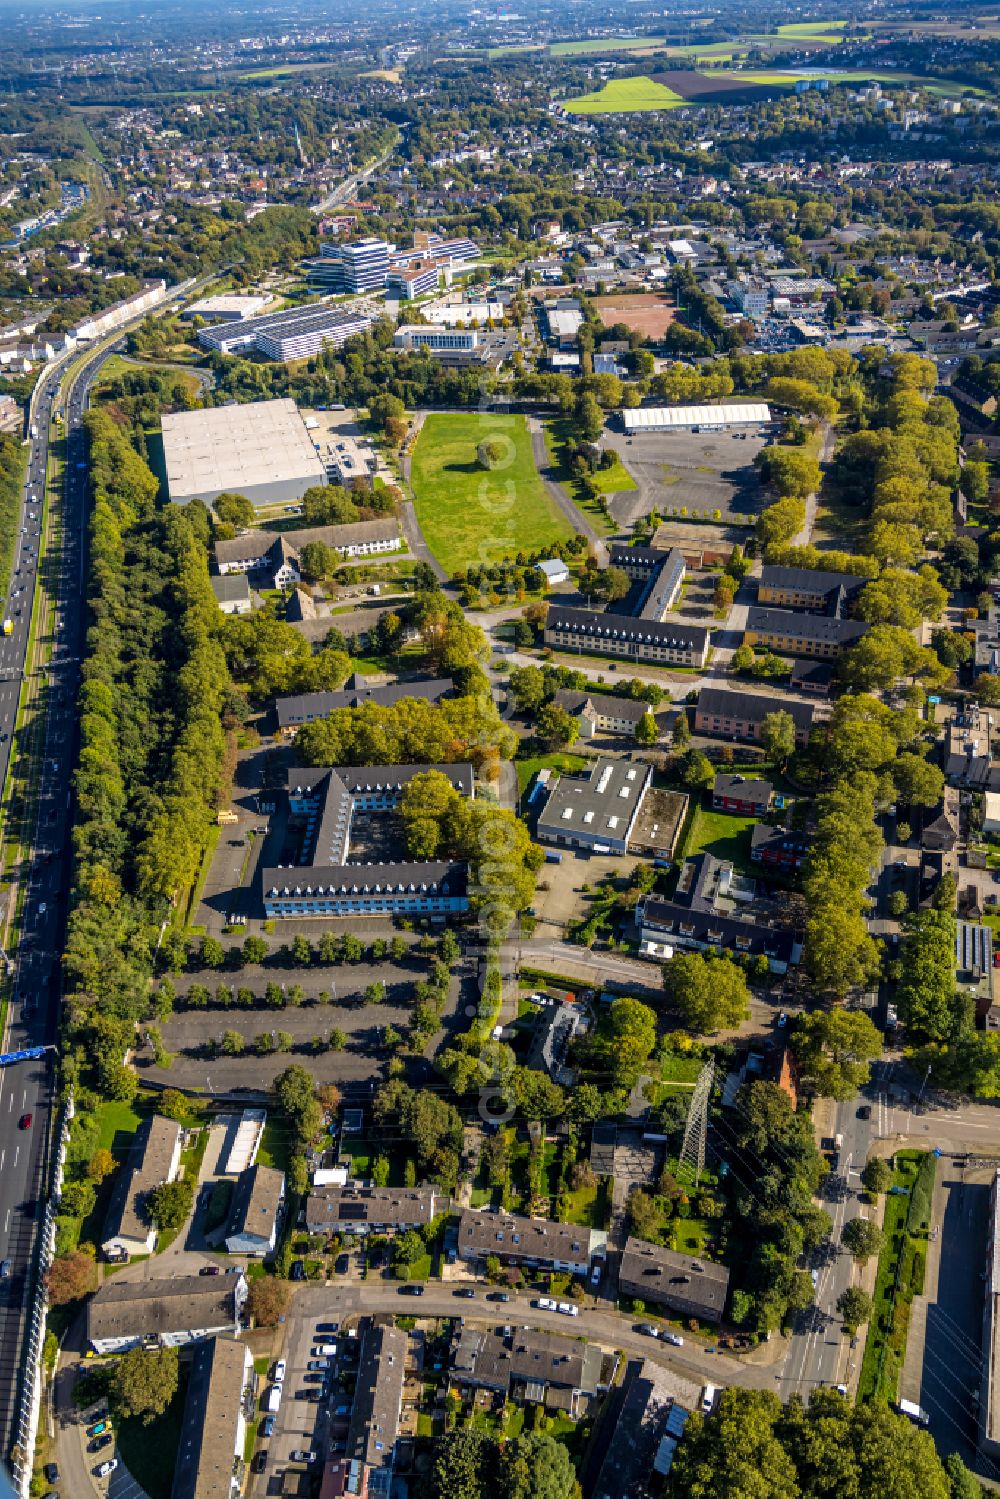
[161,398,326,509]
[621,402,772,432]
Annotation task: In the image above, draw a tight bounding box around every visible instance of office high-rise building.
[315,236,391,293]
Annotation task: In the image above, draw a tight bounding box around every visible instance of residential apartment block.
[544,606,709,668]
[744,606,867,659]
[305,1186,438,1236]
[275,675,452,734]
[551,689,653,740]
[457,1209,598,1276]
[262,763,474,919]
[694,687,815,747]
[86,1274,248,1355]
[757,565,866,612]
[224,1163,285,1257]
[712,774,773,816]
[171,1337,256,1499]
[101,1115,183,1261]
[619,1238,730,1322]
[636,853,797,972]
[345,1324,408,1496]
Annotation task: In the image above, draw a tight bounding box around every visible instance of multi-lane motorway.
[0,277,206,1478]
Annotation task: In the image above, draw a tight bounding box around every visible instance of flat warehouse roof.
[161,398,327,501]
[622,403,771,430]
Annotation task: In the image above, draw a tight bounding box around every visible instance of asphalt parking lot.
[251,1306,357,1495]
[610,427,767,527]
[144,957,439,1092]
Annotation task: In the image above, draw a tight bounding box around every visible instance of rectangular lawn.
[410,412,575,574]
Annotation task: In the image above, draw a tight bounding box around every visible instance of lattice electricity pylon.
[679,1057,715,1186]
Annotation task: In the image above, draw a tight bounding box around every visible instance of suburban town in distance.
[6,0,1000,1495]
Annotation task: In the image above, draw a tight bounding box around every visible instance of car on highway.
[556,1302,579,1317]
[0,1260,11,1279]
[488,1291,511,1302]
[96,1459,118,1479]
[536,1297,557,1311]
[38,903,45,915]
[636,1323,659,1337]
[660,1331,684,1346]
[44,1465,59,1484]
[398,1284,424,1296]
[454,1287,476,1299]
[18,1112,32,1130]
[857,1104,872,1120]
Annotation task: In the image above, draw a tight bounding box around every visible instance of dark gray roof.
[760,565,866,595]
[458,1208,593,1264]
[346,1324,407,1471]
[750,824,810,858]
[609,544,668,573]
[451,1326,601,1396]
[552,689,650,723]
[747,605,867,648]
[713,773,773,803]
[262,861,468,900]
[546,605,708,652]
[226,1163,284,1242]
[305,1186,437,1231]
[86,1275,243,1346]
[696,686,815,731]
[210,575,250,605]
[619,1237,730,1318]
[102,1115,182,1248]
[276,677,452,729]
[171,1337,251,1499]
[638,854,796,964]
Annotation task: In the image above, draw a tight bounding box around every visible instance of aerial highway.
[0,276,208,1483]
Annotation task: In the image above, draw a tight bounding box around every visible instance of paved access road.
[285,1279,777,1395]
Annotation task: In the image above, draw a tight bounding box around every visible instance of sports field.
[565,75,686,113]
[409,412,575,574]
[593,294,677,338]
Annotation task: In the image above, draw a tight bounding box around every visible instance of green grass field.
[409,412,575,573]
[777,19,848,36]
[551,35,666,56]
[680,804,758,875]
[565,75,687,112]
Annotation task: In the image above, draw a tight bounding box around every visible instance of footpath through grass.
[410,412,574,573]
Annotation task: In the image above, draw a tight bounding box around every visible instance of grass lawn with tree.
[680,805,758,875]
[410,413,575,573]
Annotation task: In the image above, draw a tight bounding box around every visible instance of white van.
[266,1385,282,1414]
[557,1302,579,1317]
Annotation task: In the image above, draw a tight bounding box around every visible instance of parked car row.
[636,1322,685,1346]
